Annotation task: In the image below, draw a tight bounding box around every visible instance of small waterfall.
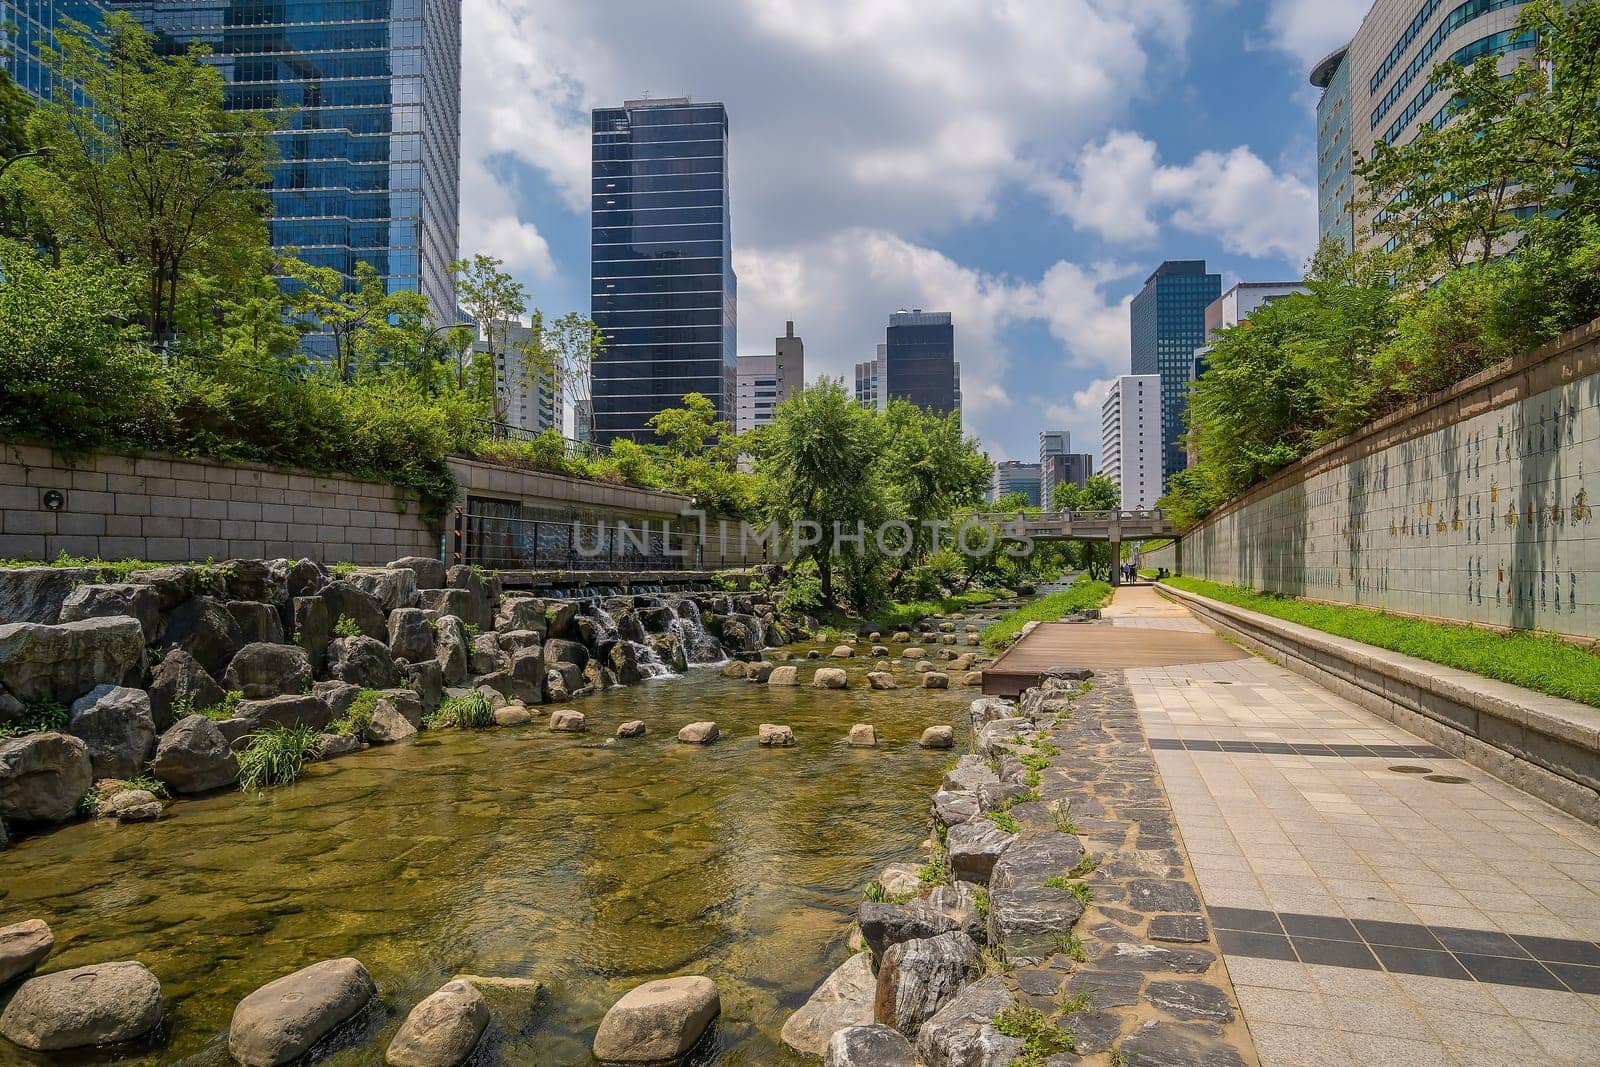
[588,598,676,678]
[669,599,729,667]
[583,600,620,643]
[631,641,674,679]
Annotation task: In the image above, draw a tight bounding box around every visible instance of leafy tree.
[647,392,757,518]
[451,254,528,423]
[879,400,992,568]
[21,14,276,341]
[526,310,606,441]
[281,258,430,382]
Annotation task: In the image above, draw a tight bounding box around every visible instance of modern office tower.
[116,1,462,336]
[774,320,803,400]
[1130,261,1220,485]
[472,321,561,436]
[591,97,735,444]
[991,461,1042,507]
[1039,430,1068,506]
[885,309,957,419]
[0,2,106,102]
[1101,375,1162,510]
[1314,0,1536,253]
[1042,453,1094,508]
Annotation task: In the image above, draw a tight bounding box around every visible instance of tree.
[451,254,528,423]
[526,311,605,441]
[22,14,276,342]
[281,258,430,382]
[647,392,757,518]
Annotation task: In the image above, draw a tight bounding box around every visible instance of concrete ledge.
[1158,583,1600,826]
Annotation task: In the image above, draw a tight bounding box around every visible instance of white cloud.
[1037,131,1317,263]
[1043,376,1117,468]
[458,155,555,278]
[1261,0,1366,71]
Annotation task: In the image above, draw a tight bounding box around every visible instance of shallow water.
[0,648,979,1066]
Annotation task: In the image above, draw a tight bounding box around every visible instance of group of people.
[1118,563,1169,583]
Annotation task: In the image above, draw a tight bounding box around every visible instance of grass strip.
[981,576,1113,651]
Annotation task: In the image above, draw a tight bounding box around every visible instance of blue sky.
[460,0,1366,464]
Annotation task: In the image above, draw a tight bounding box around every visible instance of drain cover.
[1388,766,1433,774]
[1425,774,1470,784]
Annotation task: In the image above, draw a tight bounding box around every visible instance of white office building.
[736,321,805,432]
[1101,375,1162,510]
[475,321,560,435]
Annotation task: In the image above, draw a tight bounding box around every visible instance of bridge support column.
[1109,535,1122,586]
[1175,537,1183,577]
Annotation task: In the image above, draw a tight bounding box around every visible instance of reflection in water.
[0,653,970,1066]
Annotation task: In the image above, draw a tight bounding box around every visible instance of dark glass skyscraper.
[111,1,461,333]
[1129,260,1220,485]
[0,2,106,102]
[885,309,957,419]
[591,98,735,444]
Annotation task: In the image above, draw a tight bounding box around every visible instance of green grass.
[332,614,362,639]
[1164,576,1600,707]
[877,589,1013,631]
[0,551,165,583]
[992,1004,1075,1066]
[981,575,1114,651]
[424,691,495,730]
[1051,931,1090,963]
[986,810,1020,833]
[0,699,68,739]
[331,689,378,737]
[237,725,323,791]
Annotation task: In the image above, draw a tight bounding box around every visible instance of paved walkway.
[1120,587,1600,1066]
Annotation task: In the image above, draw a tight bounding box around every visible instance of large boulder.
[348,568,417,614]
[986,833,1086,961]
[434,616,469,686]
[227,601,285,646]
[146,648,225,730]
[545,600,579,638]
[781,952,876,1057]
[0,960,163,1051]
[0,617,145,706]
[402,660,444,714]
[813,667,848,690]
[385,979,488,1067]
[445,565,493,630]
[468,633,501,676]
[219,559,287,605]
[0,919,53,986]
[609,641,643,686]
[931,790,979,828]
[102,788,162,823]
[129,564,224,612]
[150,715,239,794]
[285,559,327,603]
[758,723,795,746]
[58,584,161,642]
[389,556,446,591]
[387,608,437,665]
[945,820,1016,885]
[874,932,980,1037]
[67,684,155,780]
[542,638,589,670]
[858,903,964,965]
[292,595,331,674]
[228,958,375,1067]
[364,699,417,745]
[548,708,586,732]
[825,1024,914,1067]
[326,636,398,690]
[677,721,719,744]
[233,694,335,733]
[497,595,548,634]
[592,975,720,1064]
[913,976,1019,1067]
[320,581,387,642]
[942,755,1000,794]
[925,882,988,944]
[224,642,313,700]
[418,588,478,626]
[162,596,243,677]
[0,733,92,824]
[768,665,799,687]
[0,566,106,625]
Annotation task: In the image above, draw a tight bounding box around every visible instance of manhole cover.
[1425,774,1470,784]
[1388,765,1433,774]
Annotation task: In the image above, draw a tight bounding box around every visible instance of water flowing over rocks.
[591,975,720,1063]
[0,960,163,1051]
[228,957,376,1067]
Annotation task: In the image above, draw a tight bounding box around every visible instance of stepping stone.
[847,724,876,747]
[677,721,720,744]
[549,709,586,732]
[616,720,647,739]
[592,975,720,1063]
[920,726,955,749]
[758,723,795,746]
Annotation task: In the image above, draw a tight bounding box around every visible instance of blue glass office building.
[109,1,461,332]
[0,2,106,101]
[885,309,958,420]
[1129,260,1220,486]
[1311,45,1354,252]
[591,98,735,444]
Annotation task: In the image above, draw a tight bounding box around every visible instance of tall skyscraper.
[0,2,106,102]
[591,97,735,444]
[736,321,803,432]
[1101,375,1161,510]
[1130,261,1220,485]
[1311,45,1354,252]
[884,309,957,419]
[117,1,462,334]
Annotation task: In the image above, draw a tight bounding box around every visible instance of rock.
[0,960,163,1051]
[292,595,331,673]
[365,701,417,744]
[385,979,488,1067]
[1116,1019,1248,1067]
[831,645,854,658]
[941,754,999,794]
[67,684,155,779]
[962,672,983,686]
[228,957,375,1067]
[151,715,239,794]
[847,723,876,747]
[0,566,107,625]
[104,788,161,823]
[468,633,501,675]
[497,596,548,634]
[0,920,53,986]
[879,862,923,898]
[806,650,821,660]
[0,733,92,825]
[1146,980,1234,1022]
[912,976,1019,1067]
[867,672,897,690]
[545,601,579,638]
[285,559,326,603]
[617,720,647,738]
[548,661,582,697]
[348,568,417,614]
[402,660,444,714]
[608,641,643,686]
[321,581,388,641]
[858,903,963,964]
[874,931,979,1037]
[326,636,398,689]
[813,667,848,689]
[58,584,162,642]
[316,734,363,760]
[542,637,589,670]
[678,721,720,744]
[768,665,799,686]
[224,642,313,699]
[781,952,876,1057]
[492,705,532,727]
[228,600,285,646]
[902,647,925,659]
[945,819,1016,884]
[825,1024,915,1067]
[1149,915,1209,944]
[925,882,987,944]
[145,649,225,730]
[720,661,749,679]
[987,833,1086,961]
[129,564,223,612]
[920,725,955,749]
[389,556,447,590]
[923,673,949,690]
[434,616,470,686]
[549,708,586,732]
[651,633,689,673]
[387,608,437,665]
[931,789,979,828]
[0,616,145,706]
[444,565,493,630]
[162,596,244,676]
[745,661,774,683]
[592,975,720,1064]
[757,723,794,746]
[915,661,935,673]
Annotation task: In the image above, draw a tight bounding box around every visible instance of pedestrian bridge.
[971,509,1177,586]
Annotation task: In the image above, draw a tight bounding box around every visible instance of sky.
[459,0,1369,466]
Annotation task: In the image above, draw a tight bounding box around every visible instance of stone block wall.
[1151,319,1600,640]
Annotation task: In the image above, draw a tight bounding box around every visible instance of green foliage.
[0,552,162,582]
[986,810,1020,833]
[981,575,1113,651]
[1165,577,1600,707]
[992,1005,1076,1066]
[0,699,68,739]
[973,888,990,923]
[862,880,889,904]
[170,688,242,722]
[425,691,495,730]
[332,615,362,639]
[237,724,322,791]
[876,589,1007,631]
[282,258,431,383]
[331,689,378,738]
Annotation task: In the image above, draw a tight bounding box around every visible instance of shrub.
[331,689,377,737]
[0,699,68,739]
[332,614,361,638]
[237,724,322,791]
[424,691,494,730]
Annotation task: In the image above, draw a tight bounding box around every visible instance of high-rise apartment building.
[591,97,735,444]
[1101,375,1162,510]
[736,321,803,432]
[0,2,106,102]
[884,309,957,420]
[117,1,462,334]
[1312,0,1537,253]
[1130,261,1220,485]
[991,461,1042,507]
[471,321,561,437]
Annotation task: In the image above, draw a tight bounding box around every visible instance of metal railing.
[451,508,767,572]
